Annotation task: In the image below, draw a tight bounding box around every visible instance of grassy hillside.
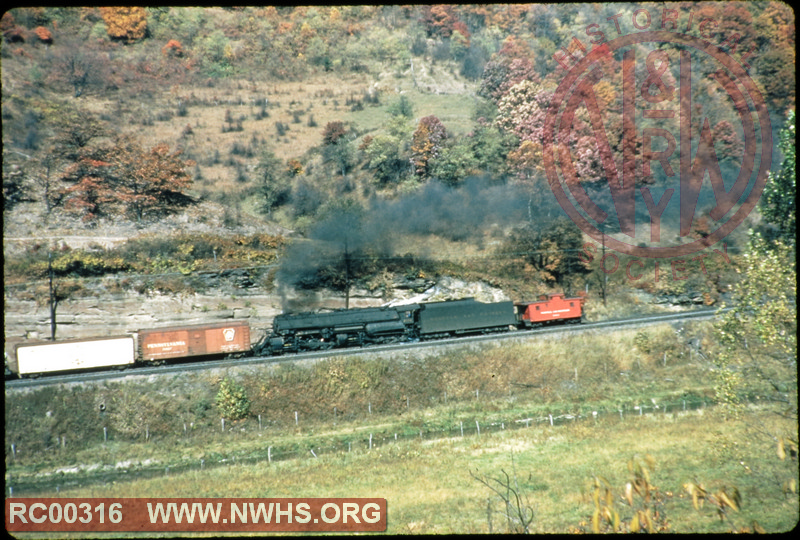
[5,323,798,533]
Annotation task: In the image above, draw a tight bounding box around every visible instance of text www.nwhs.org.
[5,498,387,532]
[147,501,382,525]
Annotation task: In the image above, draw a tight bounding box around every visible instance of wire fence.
[6,396,716,497]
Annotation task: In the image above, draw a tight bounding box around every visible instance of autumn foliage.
[33,26,53,44]
[161,39,184,57]
[421,5,470,42]
[411,115,448,178]
[99,7,148,42]
[60,136,194,223]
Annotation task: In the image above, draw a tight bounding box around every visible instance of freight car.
[8,321,252,377]
[138,321,251,363]
[7,293,585,377]
[11,336,137,377]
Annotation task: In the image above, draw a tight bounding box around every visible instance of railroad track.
[5,307,729,390]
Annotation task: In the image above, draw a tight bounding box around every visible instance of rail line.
[5,307,729,390]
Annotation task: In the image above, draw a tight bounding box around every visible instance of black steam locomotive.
[256,298,519,355]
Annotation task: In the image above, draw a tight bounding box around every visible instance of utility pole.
[344,237,350,310]
[48,252,57,340]
[600,223,607,307]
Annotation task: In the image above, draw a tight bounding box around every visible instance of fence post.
[460,421,464,437]
[476,420,480,436]
[258,415,262,431]
[11,443,15,460]
[295,411,298,425]
[368,402,372,415]
[549,414,553,427]
[104,427,108,442]
[369,434,373,450]
[268,446,272,463]
[221,418,226,432]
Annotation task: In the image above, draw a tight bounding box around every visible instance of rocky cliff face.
[3,271,509,359]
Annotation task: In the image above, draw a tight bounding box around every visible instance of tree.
[255,148,290,216]
[60,158,117,222]
[322,121,347,146]
[387,94,414,119]
[99,7,148,42]
[429,137,477,186]
[278,200,384,307]
[471,456,535,534]
[504,218,591,286]
[410,115,448,178]
[49,40,111,97]
[478,37,538,102]
[322,121,353,178]
[215,378,250,421]
[761,110,795,245]
[713,234,796,420]
[59,136,194,223]
[3,158,31,212]
[361,116,413,184]
[111,138,195,222]
[49,106,107,161]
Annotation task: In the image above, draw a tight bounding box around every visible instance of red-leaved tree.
[410,115,448,178]
[60,136,194,223]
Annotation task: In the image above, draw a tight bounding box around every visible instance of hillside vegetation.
[4,4,794,319]
[3,5,797,534]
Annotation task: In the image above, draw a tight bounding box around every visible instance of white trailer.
[13,336,136,376]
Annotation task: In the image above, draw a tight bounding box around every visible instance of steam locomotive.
[8,293,584,378]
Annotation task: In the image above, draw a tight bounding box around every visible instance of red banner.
[5,498,387,532]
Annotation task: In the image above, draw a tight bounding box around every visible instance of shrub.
[215,378,250,420]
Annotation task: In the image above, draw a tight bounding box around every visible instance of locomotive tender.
[8,293,584,377]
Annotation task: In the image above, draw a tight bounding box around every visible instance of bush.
[215,378,250,420]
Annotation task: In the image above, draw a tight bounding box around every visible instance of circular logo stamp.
[544,30,772,259]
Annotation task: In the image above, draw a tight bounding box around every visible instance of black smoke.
[275,175,566,305]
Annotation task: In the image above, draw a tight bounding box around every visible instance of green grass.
[6,322,797,534]
[11,409,797,534]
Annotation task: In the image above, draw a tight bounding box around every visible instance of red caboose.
[515,293,585,327]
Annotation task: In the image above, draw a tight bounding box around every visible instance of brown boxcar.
[515,293,585,327]
[138,321,251,362]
